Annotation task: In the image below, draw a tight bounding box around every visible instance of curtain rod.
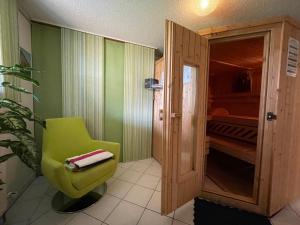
[31,19,157,50]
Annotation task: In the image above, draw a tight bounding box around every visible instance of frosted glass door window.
[180,65,198,175]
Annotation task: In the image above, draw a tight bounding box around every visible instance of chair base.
[52,182,107,213]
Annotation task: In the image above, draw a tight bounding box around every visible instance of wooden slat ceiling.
[209,37,265,72]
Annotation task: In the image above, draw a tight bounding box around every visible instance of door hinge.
[159,109,164,121]
[171,113,182,118]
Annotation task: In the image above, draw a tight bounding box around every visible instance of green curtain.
[123,43,155,162]
[61,28,104,140]
[0,0,20,100]
[104,39,125,161]
[32,23,62,173]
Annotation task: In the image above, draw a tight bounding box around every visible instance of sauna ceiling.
[19,0,300,51]
[209,37,265,74]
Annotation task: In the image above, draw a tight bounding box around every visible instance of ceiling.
[19,0,300,52]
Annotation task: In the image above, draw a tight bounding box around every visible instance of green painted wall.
[104,39,125,161]
[31,22,62,155]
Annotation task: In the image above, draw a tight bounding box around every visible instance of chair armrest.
[42,155,64,174]
[41,155,68,187]
[88,140,120,162]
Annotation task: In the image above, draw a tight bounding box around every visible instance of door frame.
[199,23,283,215]
[202,31,270,202]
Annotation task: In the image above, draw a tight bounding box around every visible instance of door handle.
[171,113,182,118]
[266,112,277,121]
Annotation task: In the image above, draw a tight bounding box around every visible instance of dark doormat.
[194,198,272,225]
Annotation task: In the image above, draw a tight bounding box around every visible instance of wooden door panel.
[162,20,208,214]
[153,58,164,163]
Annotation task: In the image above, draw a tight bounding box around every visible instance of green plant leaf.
[0,64,40,86]
[2,72,40,86]
[0,138,37,170]
[0,64,42,173]
[1,82,40,101]
[0,98,32,118]
[0,99,45,128]
[14,132,35,145]
[1,82,32,94]
[9,139,37,171]
[0,153,15,163]
[0,111,28,132]
[1,134,38,170]
[0,129,32,136]
[14,64,40,72]
[0,139,12,148]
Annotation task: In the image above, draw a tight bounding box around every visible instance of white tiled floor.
[5,157,300,225]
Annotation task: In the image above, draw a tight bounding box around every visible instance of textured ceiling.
[19,0,300,51]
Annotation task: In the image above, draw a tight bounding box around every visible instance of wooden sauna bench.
[206,116,258,164]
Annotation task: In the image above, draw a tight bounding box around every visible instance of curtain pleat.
[0,0,20,100]
[123,43,154,162]
[61,28,104,139]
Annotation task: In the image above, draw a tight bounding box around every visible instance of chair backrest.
[42,117,92,162]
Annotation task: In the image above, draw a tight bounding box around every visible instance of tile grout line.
[101,173,139,224]
[154,177,161,192]
[87,190,193,225]
[135,159,168,225]
[84,192,123,224]
[106,192,174,220]
[114,177,160,191]
[28,208,52,225]
[81,211,106,224]
[83,192,123,224]
[104,159,162,225]
[135,182,157,225]
[33,162,133,225]
[21,158,161,225]
[27,184,50,225]
[115,160,161,186]
[288,204,300,219]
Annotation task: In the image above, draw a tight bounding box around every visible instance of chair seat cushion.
[67,159,116,190]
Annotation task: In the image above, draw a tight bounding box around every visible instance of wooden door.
[152,58,164,163]
[162,20,208,214]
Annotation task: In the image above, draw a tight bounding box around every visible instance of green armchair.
[41,117,120,209]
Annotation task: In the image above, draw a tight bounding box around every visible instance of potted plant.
[0,64,44,224]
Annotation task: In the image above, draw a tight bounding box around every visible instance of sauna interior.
[203,36,265,201]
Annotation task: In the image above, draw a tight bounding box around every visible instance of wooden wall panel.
[268,21,300,215]
[208,67,262,117]
[286,24,300,203]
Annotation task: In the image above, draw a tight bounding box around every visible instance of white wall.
[3,12,35,210]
